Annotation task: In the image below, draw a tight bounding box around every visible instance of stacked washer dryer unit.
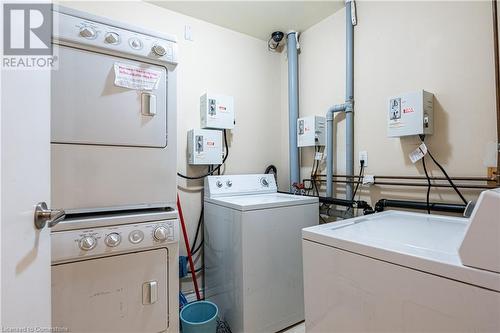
[50,7,179,333]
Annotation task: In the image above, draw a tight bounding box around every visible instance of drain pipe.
[326,104,347,197]
[287,31,300,190]
[325,0,356,202]
[345,0,355,201]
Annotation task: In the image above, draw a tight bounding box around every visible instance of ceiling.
[148,1,345,41]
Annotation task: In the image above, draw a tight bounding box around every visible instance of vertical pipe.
[493,0,500,185]
[345,1,355,201]
[326,105,347,197]
[287,31,300,190]
[326,114,335,197]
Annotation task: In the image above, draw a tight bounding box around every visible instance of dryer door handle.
[142,280,158,305]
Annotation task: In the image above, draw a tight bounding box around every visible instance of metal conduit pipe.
[493,0,500,185]
[345,0,355,202]
[318,174,493,182]
[306,177,495,190]
[287,31,300,190]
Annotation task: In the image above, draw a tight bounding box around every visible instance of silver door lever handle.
[34,202,66,229]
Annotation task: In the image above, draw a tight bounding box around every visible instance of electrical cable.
[190,206,204,254]
[312,146,322,196]
[422,156,431,214]
[351,161,364,200]
[418,136,468,205]
[307,147,319,195]
[177,129,229,179]
[188,266,204,274]
[427,150,468,204]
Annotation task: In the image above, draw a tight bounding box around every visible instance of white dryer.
[51,6,178,214]
[302,189,500,332]
[204,174,319,333]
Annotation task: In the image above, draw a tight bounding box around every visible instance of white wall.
[287,1,498,207]
[60,1,283,293]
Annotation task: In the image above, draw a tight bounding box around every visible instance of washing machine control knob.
[260,177,269,187]
[79,236,97,251]
[216,180,223,188]
[153,226,168,241]
[104,233,121,247]
[226,180,233,187]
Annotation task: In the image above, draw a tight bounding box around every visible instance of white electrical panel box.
[387,90,434,137]
[187,129,223,165]
[298,116,326,147]
[200,93,235,129]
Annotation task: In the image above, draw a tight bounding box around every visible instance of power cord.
[422,156,431,214]
[351,160,365,200]
[177,129,229,179]
[419,135,467,205]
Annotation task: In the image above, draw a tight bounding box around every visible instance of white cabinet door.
[1,67,52,327]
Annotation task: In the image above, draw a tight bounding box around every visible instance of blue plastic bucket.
[180,301,218,333]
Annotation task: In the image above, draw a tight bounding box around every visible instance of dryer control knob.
[153,226,168,241]
[129,230,144,244]
[152,44,166,56]
[226,180,233,187]
[105,233,121,247]
[79,236,97,251]
[216,180,223,188]
[80,27,96,39]
[105,32,120,44]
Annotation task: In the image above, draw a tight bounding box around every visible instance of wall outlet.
[487,167,498,185]
[359,150,368,166]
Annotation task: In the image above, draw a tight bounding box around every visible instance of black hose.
[375,199,466,214]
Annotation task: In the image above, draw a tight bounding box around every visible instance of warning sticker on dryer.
[113,62,162,90]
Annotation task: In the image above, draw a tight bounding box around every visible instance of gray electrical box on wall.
[200,93,235,129]
[387,90,434,137]
[187,129,223,165]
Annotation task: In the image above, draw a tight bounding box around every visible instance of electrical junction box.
[297,116,326,147]
[187,129,223,165]
[387,90,434,137]
[200,93,235,129]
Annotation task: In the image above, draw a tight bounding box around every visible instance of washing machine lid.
[302,211,500,292]
[205,193,318,211]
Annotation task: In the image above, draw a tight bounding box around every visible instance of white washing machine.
[204,174,319,333]
[302,189,500,332]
